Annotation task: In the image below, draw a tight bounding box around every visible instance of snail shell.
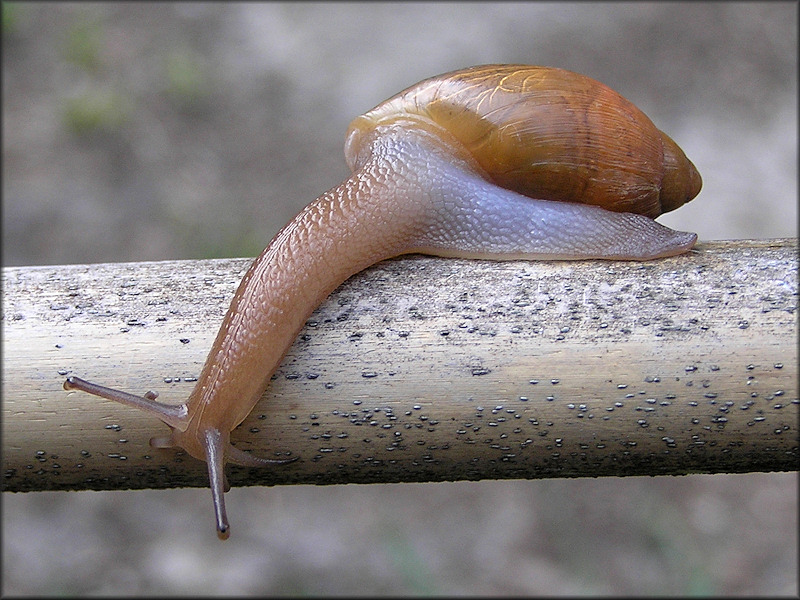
[346,64,701,219]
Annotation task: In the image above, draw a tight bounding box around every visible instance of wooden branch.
[3,239,797,493]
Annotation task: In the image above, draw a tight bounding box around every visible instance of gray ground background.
[2,2,797,596]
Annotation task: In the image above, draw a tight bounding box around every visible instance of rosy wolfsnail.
[64,64,702,539]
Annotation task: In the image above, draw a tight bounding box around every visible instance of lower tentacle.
[227,444,299,467]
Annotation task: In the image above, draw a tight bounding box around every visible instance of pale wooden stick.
[3,239,797,493]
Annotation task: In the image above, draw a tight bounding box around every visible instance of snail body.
[64,65,702,539]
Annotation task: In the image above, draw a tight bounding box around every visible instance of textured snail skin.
[63,65,702,539]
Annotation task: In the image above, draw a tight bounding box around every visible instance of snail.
[64,64,702,539]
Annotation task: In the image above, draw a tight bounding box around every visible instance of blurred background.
[2,2,797,595]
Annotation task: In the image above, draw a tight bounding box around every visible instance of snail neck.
[183,133,439,432]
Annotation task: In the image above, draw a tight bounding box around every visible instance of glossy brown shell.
[346,65,701,219]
